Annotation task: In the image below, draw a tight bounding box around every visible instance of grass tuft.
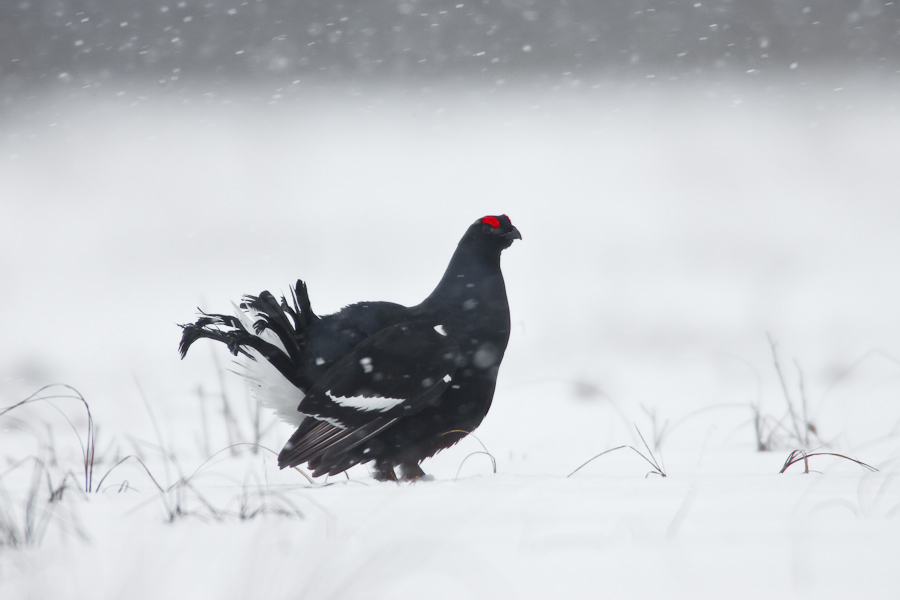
[0,457,88,549]
[3,381,315,547]
[757,334,823,451]
[568,425,667,478]
[779,449,878,474]
[1,384,96,493]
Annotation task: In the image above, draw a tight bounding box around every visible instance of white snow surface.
[2,81,900,599]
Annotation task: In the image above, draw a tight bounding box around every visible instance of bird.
[178,214,521,481]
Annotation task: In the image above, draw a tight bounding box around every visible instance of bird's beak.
[503,226,522,241]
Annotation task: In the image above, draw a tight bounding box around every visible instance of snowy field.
[2,79,900,598]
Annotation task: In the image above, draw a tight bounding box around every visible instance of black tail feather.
[317,418,397,473]
[241,291,303,362]
[278,419,336,469]
[277,415,398,475]
[292,280,317,328]
[178,311,299,384]
[178,312,254,359]
[178,279,319,390]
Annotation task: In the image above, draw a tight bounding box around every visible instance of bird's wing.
[300,320,461,425]
[277,415,397,471]
[277,321,460,469]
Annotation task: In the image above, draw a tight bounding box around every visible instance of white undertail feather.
[232,302,288,354]
[230,303,307,427]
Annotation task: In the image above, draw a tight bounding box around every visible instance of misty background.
[3,1,900,93]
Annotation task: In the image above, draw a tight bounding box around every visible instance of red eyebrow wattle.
[482,216,500,228]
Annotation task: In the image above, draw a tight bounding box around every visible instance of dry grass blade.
[568,426,667,478]
[768,333,805,444]
[640,405,669,453]
[0,384,95,493]
[133,377,174,489]
[94,456,166,493]
[567,446,627,478]
[779,449,878,474]
[442,430,498,479]
[761,334,824,451]
[0,458,48,548]
[454,452,497,480]
[185,442,315,484]
[211,347,244,452]
[0,457,88,549]
[631,425,667,478]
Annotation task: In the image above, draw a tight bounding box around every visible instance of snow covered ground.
[2,79,900,598]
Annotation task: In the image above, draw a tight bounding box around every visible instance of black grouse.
[179,215,521,481]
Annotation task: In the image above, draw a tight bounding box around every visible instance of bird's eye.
[481,216,500,228]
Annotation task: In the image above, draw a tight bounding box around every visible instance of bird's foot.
[399,462,434,483]
[371,462,398,482]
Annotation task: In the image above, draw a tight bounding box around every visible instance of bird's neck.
[424,241,505,309]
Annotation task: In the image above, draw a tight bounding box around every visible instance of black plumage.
[179,214,521,481]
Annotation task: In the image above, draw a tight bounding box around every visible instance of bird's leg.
[398,461,434,482]
[371,461,398,482]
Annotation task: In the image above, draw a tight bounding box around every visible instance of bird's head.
[468,214,522,251]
